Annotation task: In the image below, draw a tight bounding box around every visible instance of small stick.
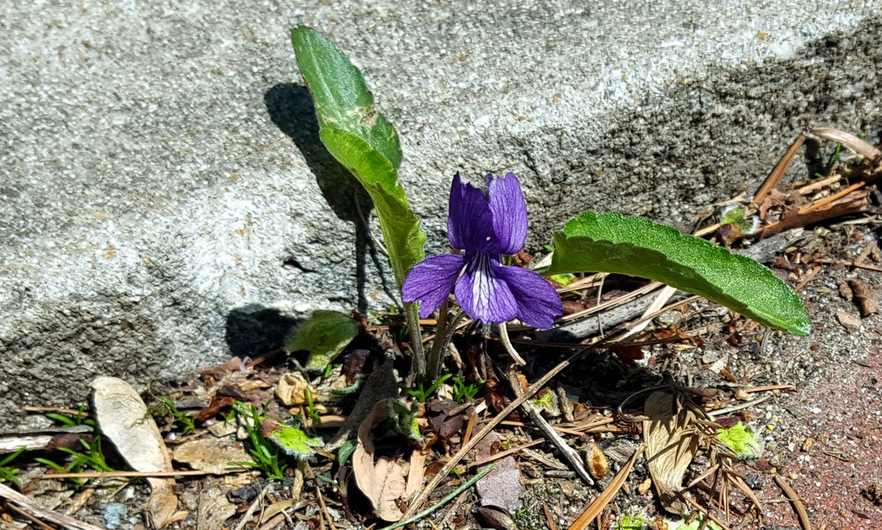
[316,485,338,530]
[813,258,882,273]
[233,483,271,530]
[22,405,89,417]
[404,347,590,517]
[379,465,494,530]
[799,181,865,213]
[753,132,805,206]
[40,469,236,480]
[4,503,56,530]
[740,384,796,394]
[774,475,812,530]
[506,369,593,485]
[468,439,545,468]
[499,322,527,366]
[706,396,770,418]
[796,174,842,196]
[0,483,102,530]
[566,445,643,530]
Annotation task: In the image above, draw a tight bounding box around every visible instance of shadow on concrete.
[225,304,301,359]
[263,83,399,313]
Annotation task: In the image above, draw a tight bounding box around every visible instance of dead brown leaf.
[275,372,311,406]
[643,391,698,515]
[353,399,409,521]
[836,310,861,331]
[586,442,609,480]
[172,437,252,474]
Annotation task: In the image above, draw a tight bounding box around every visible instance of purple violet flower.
[402,172,562,328]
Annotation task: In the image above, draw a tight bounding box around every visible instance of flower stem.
[404,302,427,379]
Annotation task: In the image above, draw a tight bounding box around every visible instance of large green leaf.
[549,212,811,335]
[291,26,426,286]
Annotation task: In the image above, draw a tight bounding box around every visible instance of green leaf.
[291,26,426,287]
[549,212,811,335]
[716,422,763,459]
[266,424,324,459]
[286,310,358,372]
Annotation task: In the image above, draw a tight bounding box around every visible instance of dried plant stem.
[426,299,450,380]
[316,485,338,530]
[753,131,805,206]
[380,465,494,530]
[506,369,593,485]
[41,469,230,480]
[405,302,428,379]
[404,347,590,517]
[498,322,526,366]
[706,396,770,418]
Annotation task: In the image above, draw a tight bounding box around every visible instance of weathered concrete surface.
[1,1,880,425]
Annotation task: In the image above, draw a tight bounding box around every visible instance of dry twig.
[0,483,102,530]
[506,369,593,485]
[774,475,812,530]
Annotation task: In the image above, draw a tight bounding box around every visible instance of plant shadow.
[225,304,301,360]
[263,83,398,313]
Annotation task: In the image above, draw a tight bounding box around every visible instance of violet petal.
[493,262,562,329]
[454,252,518,324]
[402,254,464,318]
[447,174,495,252]
[487,172,528,254]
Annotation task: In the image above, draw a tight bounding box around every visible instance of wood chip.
[91,376,178,528]
[848,279,879,317]
[836,310,861,331]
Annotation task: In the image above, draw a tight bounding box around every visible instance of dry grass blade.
[566,444,644,530]
[810,127,881,161]
[643,391,699,515]
[774,475,812,530]
[754,131,805,205]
